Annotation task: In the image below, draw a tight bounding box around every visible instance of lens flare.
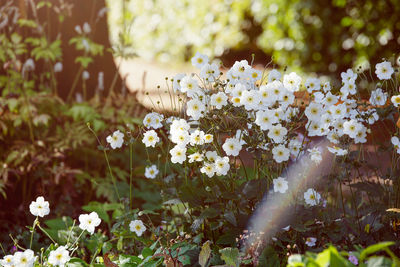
[245,139,334,250]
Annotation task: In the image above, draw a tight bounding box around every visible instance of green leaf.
[219,247,240,267]
[366,257,393,267]
[360,242,395,261]
[67,257,89,267]
[75,56,93,68]
[315,246,352,267]
[142,247,153,258]
[199,240,211,267]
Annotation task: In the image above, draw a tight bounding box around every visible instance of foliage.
[107,0,400,76]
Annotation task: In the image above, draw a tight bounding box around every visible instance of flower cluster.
[104,53,399,250]
[4,196,104,267]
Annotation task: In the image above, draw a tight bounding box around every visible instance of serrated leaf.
[219,247,240,267]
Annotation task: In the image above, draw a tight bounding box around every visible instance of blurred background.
[107,0,400,76]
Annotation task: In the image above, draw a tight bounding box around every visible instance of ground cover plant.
[1,0,400,266]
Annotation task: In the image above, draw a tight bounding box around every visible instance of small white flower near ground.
[29,196,50,217]
[106,130,124,149]
[304,188,321,206]
[129,220,146,236]
[13,249,35,267]
[273,177,288,193]
[145,165,159,179]
[305,237,317,247]
[391,95,400,107]
[79,212,101,235]
[391,136,400,154]
[48,246,70,267]
[0,255,15,266]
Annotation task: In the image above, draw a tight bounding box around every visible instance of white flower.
[188,152,204,163]
[143,112,164,129]
[172,73,185,92]
[248,68,262,81]
[375,61,394,80]
[289,138,302,157]
[54,62,63,73]
[170,145,187,164]
[222,137,242,156]
[283,72,302,92]
[268,124,287,143]
[200,63,219,82]
[341,69,357,84]
[391,136,400,154]
[129,220,146,236]
[13,249,35,267]
[187,98,206,120]
[191,52,209,69]
[308,147,322,164]
[0,255,14,267]
[322,82,331,92]
[231,60,251,79]
[106,130,124,149]
[304,188,321,206]
[305,77,320,93]
[214,156,230,176]
[78,212,101,234]
[240,90,260,110]
[170,119,190,135]
[180,76,200,97]
[145,165,159,179]
[272,144,290,163]
[48,246,70,267]
[305,237,317,247]
[305,103,324,121]
[205,151,218,162]
[268,69,281,82]
[200,162,215,178]
[255,110,278,131]
[83,22,91,34]
[273,177,288,193]
[210,92,228,109]
[369,88,387,106]
[322,92,338,107]
[343,119,362,139]
[327,146,348,156]
[391,95,400,107]
[259,83,277,107]
[82,70,90,80]
[29,196,50,217]
[190,130,205,146]
[74,25,82,34]
[23,58,35,72]
[142,130,160,147]
[203,134,213,143]
[171,129,190,146]
[340,81,357,96]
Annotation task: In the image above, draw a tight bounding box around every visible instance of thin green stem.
[87,123,120,200]
[37,223,56,244]
[29,217,38,249]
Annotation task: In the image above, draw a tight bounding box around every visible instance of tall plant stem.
[87,123,120,201]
